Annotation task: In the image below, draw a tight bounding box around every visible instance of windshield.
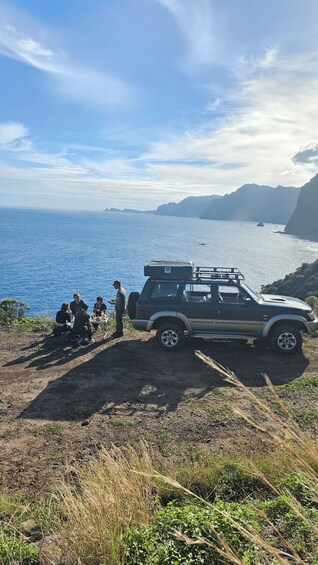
[241,282,261,301]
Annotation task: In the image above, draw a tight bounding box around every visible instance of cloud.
[0,7,132,108]
[292,143,318,165]
[135,48,318,191]
[156,0,220,65]
[0,122,28,147]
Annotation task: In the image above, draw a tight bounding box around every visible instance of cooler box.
[144,261,194,280]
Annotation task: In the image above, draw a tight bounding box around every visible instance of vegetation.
[0,490,58,565]
[262,259,318,300]
[0,298,53,332]
[1,346,318,564]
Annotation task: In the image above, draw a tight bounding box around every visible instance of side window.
[218,285,245,304]
[182,284,211,303]
[150,282,180,300]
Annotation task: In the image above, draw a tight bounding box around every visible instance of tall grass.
[58,443,156,565]
[57,351,318,564]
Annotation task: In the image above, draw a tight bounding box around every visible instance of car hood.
[260,294,311,311]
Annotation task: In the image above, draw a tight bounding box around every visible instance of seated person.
[92,296,107,331]
[72,306,94,343]
[53,303,71,337]
[70,293,88,317]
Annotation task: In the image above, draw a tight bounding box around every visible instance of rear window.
[150,282,180,300]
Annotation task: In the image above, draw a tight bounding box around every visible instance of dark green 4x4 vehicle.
[128,261,318,354]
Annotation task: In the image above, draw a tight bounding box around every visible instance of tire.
[156,323,185,352]
[269,324,302,354]
[127,292,140,320]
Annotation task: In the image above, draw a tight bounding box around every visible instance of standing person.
[53,303,71,337]
[70,293,88,317]
[109,280,126,338]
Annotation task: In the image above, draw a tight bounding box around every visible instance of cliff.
[200,184,300,223]
[155,194,220,218]
[285,174,318,237]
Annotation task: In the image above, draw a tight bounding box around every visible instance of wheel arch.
[263,316,308,338]
[152,315,187,331]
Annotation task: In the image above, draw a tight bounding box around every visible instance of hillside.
[200,184,300,223]
[1,325,317,492]
[262,259,318,299]
[285,173,318,237]
[155,194,220,217]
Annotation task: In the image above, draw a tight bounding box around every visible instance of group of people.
[53,280,126,343]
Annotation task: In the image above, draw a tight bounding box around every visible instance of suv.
[128,261,318,354]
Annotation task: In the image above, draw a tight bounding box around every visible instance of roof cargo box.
[144,261,194,280]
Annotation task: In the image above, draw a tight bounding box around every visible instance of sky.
[1,0,318,211]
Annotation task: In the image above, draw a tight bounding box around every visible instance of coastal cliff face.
[155,194,220,217]
[200,184,300,223]
[285,174,318,237]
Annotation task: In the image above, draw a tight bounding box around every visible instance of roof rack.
[193,267,245,281]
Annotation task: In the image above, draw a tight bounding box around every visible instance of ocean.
[1,207,318,316]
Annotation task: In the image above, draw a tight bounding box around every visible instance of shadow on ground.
[18,335,309,422]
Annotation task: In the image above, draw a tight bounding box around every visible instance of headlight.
[307,311,316,321]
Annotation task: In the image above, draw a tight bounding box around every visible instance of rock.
[20,519,42,541]
[81,419,90,426]
[35,535,63,565]
[0,408,8,416]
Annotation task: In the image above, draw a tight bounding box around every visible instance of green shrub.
[0,298,30,325]
[123,500,261,564]
[214,463,269,502]
[278,472,317,507]
[0,298,53,332]
[15,314,53,333]
[0,533,38,564]
[261,496,318,553]
[306,295,318,314]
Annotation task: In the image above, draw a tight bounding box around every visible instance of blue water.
[1,207,318,315]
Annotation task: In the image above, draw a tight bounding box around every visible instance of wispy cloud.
[0,122,28,147]
[136,48,318,191]
[0,5,132,107]
[156,0,220,65]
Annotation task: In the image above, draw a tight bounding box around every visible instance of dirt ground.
[1,327,317,492]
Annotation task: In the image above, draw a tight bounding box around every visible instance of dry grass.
[57,352,318,565]
[58,442,157,565]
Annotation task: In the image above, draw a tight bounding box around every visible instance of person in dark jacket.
[53,303,71,337]
[92,296,107,332]
[72,306,94,343]
[109,280,126,337]
[70,293,88,317]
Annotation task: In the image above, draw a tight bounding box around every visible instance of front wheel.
[269,324,302,354]
[156,324,185,352]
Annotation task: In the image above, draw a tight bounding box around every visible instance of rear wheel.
[156,323,185,351]
[269,324,302,354]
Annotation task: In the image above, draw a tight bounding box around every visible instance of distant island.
[104,207,154,214]
[104,173,318,236]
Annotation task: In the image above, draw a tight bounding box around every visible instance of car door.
[215,284,263,335]
[179,283,217,332]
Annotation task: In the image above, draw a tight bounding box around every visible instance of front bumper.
[304,319,318,335]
